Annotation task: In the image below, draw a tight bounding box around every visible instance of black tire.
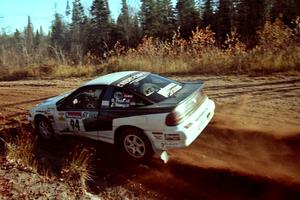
[120,128,154,161]
[35,117,54,140]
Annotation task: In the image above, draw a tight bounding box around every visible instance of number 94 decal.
[70,119,80,131]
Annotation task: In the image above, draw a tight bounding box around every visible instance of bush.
[0,18,299,80]
[0,65,104,81]
[2,121,37,172]
[60,145,95,194]
[108,18,300,75]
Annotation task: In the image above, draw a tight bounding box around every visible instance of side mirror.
[57,103,65,111]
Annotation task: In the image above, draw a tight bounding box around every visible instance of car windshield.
[117,72,183,103]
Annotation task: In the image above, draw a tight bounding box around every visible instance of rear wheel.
[36,117,53,139]
[120,128,154,160]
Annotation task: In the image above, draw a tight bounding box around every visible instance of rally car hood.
[43,93,68,105]
[35,93,69,110]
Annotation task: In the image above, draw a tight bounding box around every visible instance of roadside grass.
[109,19,300,75]
[0,65,104,81]
[0,18,299,81]
[114,45,300,75]
[61,145,95,194]
[5,127,38,172]
[0,116,96,196]
[0,116,37,172]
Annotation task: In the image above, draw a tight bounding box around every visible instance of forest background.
[0,0,299,80]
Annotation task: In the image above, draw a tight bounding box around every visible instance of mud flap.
[160,151,169,164]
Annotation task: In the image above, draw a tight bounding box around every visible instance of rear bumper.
[152,98,215,150]
[184,99,214,146]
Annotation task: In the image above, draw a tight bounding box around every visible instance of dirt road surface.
[0,74,300,199]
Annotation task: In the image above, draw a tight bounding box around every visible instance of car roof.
[84,71,138,86]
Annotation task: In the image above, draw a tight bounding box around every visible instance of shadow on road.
[2,123,300,200]
[32,134,300,200]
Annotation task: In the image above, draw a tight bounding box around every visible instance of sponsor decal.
[164,133,181,141]
[207,112,211,119]
[161,142,180,148]
[152,132,163,140]
[184,123,193,129]
[58,112,65,121]
[66,111,82,119]
[102,100,110,106]
[82,112,89,118]
[89,112,98,119]
[165,142,180,147]
[111,91,132,108]
[157,83,182,98]
[46,108,55,113]
[123,93,133,98]
[70,119,80,131]
[117,72,148,87]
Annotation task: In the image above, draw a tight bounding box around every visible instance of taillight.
[165,111,182,126]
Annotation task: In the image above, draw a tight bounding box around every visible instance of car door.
[97,86,150,131]
[58,86,104,140]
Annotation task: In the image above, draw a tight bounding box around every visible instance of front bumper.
[27,110,35,128]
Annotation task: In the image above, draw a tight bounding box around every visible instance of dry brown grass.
[61,145,95,193]
[109,18,300,75]
[0,64,104,81]
[0,18,299,81]
[0,116,96,196]
[0,120,37,172]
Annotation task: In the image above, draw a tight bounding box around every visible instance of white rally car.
[28,71,215,160]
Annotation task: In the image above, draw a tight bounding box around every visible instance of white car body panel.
[84,71,137,86]
[28,71,215,154]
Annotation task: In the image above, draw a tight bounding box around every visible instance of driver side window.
[66,88,102,110]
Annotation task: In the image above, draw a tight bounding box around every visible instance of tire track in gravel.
[1,75,300,199]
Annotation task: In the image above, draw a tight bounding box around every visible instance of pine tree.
[117,0,131,46]
[51,13,66,49]
[131,15,142,46]
[89,0,112,56]
[13,29,24,55]
[39,26,44,36]
[70,0,85,63]
[71,0,85,27]
[34,30,41,51]
[37,26,48,56]
[270,0,300,25]
[201,0,214,28]
[236,0,268,46]
[176,0,200,38]
[140,0,157,36]
[24,16,34,53]
[231,0,240,30]
[216,0,233,44]
[157,0,176,39]
[66,0,71,17]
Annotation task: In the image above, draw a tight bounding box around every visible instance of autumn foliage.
[108,18,300,75]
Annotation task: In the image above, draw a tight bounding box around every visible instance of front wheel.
[36,117,54,139]
[120,128,154,160]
